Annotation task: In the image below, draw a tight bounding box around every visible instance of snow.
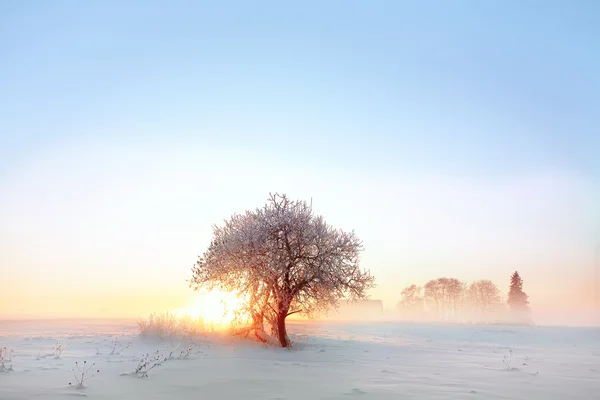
[1,319,598,399]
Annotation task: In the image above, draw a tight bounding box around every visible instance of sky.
[1,0,598,326]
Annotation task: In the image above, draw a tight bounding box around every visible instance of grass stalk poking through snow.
[109,337,131,355]
[53,341,66,359]
[166,343,195,360]
[178,345,194,359]
[69,361,99,389]
[0,347,14,372]
[503,349,514,370]
[132,351,168,377]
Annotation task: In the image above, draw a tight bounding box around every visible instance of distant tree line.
[396,271,531,325]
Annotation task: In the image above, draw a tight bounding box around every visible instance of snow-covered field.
[1,319,598,399]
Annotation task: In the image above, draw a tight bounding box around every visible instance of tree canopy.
[190,193,375,347]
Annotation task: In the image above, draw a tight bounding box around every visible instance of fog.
[319,298,600,328]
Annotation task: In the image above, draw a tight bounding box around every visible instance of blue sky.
[0,1,598,324]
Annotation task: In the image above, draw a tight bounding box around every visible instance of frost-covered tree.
[507,271,531,324]
[190,193,375,347]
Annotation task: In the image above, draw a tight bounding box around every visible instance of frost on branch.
[190,193,376,347]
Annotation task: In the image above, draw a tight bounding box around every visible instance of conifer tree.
[507,271,531,324]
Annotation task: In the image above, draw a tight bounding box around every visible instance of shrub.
[137,312,205,341]
[177,315,205,339]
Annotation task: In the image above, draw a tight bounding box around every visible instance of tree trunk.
[276,312,290,348]
[251,312,267,343]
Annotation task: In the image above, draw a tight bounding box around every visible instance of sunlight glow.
[174,289,243,330]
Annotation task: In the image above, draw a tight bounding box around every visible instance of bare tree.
[190,193,375,347]
[424,279,444,318]
[423,277,465,321]
[443,278,466,320]
[467,280,502,323]
[397,284,423,317]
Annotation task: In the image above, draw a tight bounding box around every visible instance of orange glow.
[173,289,243,329]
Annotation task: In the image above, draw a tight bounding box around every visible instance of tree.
[467,280,502,322]
[507,271,531,324]
[397,285,423,316]
[423,279,444,318]
[189,193,375,347]
[442,278,466,320]
[507,271,529,310]
[423,277,465,320]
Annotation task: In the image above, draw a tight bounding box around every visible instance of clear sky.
[1,1,598,326]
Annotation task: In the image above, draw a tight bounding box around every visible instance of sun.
[174,289,243,330]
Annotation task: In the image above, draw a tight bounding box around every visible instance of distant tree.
[397,284,423,316]
[190,193,375,347]
[423,277,465,320]
[467,280,502,322]
[507,271,529,309]
[424,279,444,318]
[507,271,531,324]
[442,278,466,320]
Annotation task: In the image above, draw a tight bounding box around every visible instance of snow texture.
[0,319,598,399]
